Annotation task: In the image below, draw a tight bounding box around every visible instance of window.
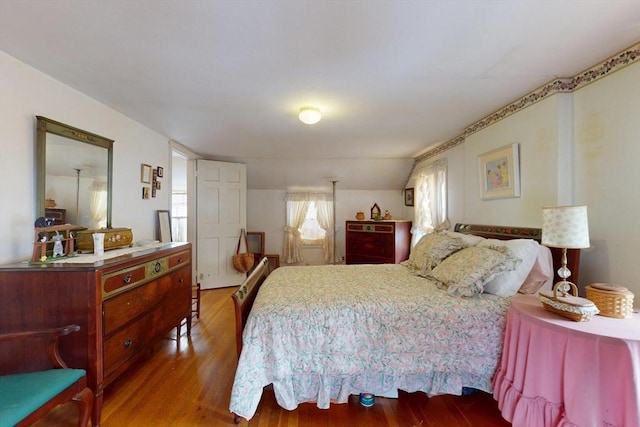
[283,192,334,264]
[412,158,448,245]
[300,202,326,245]
[171,191,187,242]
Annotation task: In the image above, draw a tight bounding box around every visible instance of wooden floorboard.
[34,287,511,426]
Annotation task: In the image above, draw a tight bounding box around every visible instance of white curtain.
[411,158,448,246]
[282,193,312,264]
[314,194,337,263]
[89,180,107,229]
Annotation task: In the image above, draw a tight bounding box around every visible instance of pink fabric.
[493,294,640,427]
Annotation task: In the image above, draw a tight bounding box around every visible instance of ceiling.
[1,1,639,190]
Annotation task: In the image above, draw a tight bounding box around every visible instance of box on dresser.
[76,227,134,252]
[0,242,192,427]
[345,220,412,264]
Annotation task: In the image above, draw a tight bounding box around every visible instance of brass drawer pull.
[124,338,132,348]
[123,274,132,284]
[154,261,162,273]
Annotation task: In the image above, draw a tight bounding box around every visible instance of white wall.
[573,63,640,296]
[0,51,171,264]
[247,189,404,264]
[463,95,561,226]
[415,62,640,300]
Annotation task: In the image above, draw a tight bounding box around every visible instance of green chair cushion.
[0,368,86,427]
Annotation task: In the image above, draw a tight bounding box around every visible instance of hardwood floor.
[35,287,511,426]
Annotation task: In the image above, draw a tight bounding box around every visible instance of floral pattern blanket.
[229,264,510,420]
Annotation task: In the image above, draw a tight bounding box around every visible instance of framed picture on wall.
[478,143,520,200]
[141,164,152,183]
[404,188,414,206]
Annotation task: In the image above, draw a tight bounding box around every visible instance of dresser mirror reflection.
[36,116,114,228]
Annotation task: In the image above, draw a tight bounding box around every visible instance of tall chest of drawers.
[0,242,192,427]
[345,220,412,264]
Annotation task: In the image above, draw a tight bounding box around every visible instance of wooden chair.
[0,325,93,427]
[192,282,201,319]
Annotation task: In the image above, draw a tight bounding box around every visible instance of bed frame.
[231,257,270,358]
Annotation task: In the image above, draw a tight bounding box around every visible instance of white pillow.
[442,230,486,247]
[479,238,540,297]
[518,244,554,294]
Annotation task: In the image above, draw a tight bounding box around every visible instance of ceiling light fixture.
[299,106,321,125]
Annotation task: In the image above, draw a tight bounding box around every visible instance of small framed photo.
[156,181,161,190]
[152,186,157,198]
[142,186,150,199]
[404,188,414,206]
[141,164,152,183]
[478,143,520,200]
[157,166,164,178]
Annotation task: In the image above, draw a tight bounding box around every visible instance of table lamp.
[541,205,590,295]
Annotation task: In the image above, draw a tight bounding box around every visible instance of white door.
[196,160,247,289]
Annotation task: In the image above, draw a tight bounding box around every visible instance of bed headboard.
[454,223,581,287]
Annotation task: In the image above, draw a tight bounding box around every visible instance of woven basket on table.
[586,283,634,319]
[538,281,599,322]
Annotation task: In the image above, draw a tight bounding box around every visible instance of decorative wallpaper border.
[414,43,640,165]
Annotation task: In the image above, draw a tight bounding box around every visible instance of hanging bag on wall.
[232,228,254,273]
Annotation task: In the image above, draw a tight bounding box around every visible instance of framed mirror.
[156,210,172,243]
[36,116,114,229]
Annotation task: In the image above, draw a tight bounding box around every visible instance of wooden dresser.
[345,220,412,264]
[0,242,192,427]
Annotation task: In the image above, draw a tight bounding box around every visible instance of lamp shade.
[299,107,321,125]
[541,205,590,249]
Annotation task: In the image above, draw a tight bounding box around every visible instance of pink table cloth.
[493,294,640,427]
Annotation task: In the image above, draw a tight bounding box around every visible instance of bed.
[229,223,562,422]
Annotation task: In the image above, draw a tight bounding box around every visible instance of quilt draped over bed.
[229,264,510,420]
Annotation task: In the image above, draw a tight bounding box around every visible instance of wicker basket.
[585,283,634,319]
[538,281,599,322]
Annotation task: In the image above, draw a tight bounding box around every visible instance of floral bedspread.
[229,264,510,420]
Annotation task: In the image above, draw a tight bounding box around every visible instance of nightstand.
[493,294,640,426]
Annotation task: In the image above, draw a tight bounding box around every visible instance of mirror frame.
[156,210,172,243]
[36,116,114,228]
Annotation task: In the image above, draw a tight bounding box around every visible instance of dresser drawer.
[168,250,190,268]
[103,312,155,376]
[101,254,182,298]
[103,280,163,335]
[347,253,393,264]
[103,265,191,335]
[157,287,192,327]
[103,265,146,295]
